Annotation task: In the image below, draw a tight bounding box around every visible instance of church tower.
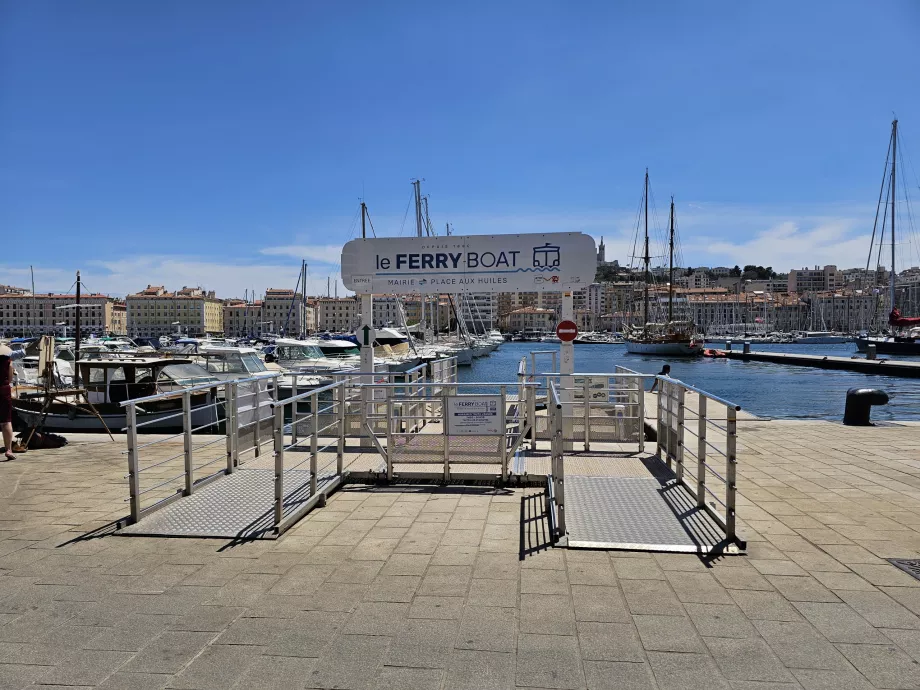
[597,236,606,264]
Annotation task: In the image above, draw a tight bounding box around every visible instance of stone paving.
[1,420,919,689]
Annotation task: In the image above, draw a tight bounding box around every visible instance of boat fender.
[67,407,77,421]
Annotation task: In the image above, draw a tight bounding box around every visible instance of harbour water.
[459,341,920,421]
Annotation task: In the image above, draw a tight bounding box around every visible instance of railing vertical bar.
[182,391,193,496]
[637,375,646,453]
[336,384,345,475]
[230,381,239,468]
[442,388,450,482]
[697,394,707,508]
[583,378,590,451]
[385,387,394,480]
[254,380,262,458]
[310,391,318,497]
[726,404,738,542]
[676,386,686,483]
[126,404,140,523]
[273,401,284,527]
[224,384,234,475]
[500,385,508,482]
[656,379,664,459]
[291,377,299,445]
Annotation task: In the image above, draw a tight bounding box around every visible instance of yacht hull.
[855,336,920,356]
[625,340,703,356]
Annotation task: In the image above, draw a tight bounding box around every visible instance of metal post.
[310,391,318,496]
[126,403,140,523]
[583,378,590,450]
[224,384,234,474]
[291,376,299,444]
[442,389,450,482]
[336,383,345,475]
[726,405,738,542]
[637,376,645,453]
[553,398,565,536]
[675,386,686,483]
[385,392,394,480]
[697,395,707,508]
[656,378,664,458]
[254,380,262,458]
[273,402,284,527]
[500,386,508,482]
[182,391,193,496]
[230,381,239,468]
[528,380,537,450]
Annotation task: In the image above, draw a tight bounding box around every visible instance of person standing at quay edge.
[0,344,15,461]
[649,364,671,392]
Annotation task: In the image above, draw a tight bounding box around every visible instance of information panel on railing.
[341,232,597,294]
[446,395,503,435]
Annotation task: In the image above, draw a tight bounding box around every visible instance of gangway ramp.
[561,455,727,553]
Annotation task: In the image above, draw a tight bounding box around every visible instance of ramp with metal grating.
[118,468,338,540]
[563,456,727,553]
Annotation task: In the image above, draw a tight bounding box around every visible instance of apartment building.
[261,288,315,336]
[126,285,223,338]
[0,292,120,337]
[499,307,556,333]
[788,265,843,294]
[223,300,261,338]
[111,302,127,335]
[315,297,359,332]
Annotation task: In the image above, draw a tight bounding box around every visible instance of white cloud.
[681,209,875,271]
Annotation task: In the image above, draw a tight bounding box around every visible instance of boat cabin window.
[205,352,266,374]
[205,352,246,374]
[275,344,324,361]
[241,353,267,372]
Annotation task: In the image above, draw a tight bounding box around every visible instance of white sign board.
[341,233,596,295]
[573,376,610,402]
[446,395,502,435]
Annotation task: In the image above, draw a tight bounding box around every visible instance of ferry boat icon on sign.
[532,243,561,268]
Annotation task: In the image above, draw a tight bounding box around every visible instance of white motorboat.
[13,357,221,433]
[792,331,853,344]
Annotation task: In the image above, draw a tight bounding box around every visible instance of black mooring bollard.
[843,388,889,426]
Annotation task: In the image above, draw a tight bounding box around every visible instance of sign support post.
[560,291,575,450]
[359,293,375,445]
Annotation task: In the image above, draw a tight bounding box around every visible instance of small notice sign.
[446,395,502,435]
[573,376,610,402]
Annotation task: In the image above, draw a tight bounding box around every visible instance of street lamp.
[56,322,68,339]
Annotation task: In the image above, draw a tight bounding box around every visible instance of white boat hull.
[793,336,852,344]
[625,340,704,356]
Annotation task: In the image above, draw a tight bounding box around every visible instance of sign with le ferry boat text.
[341,232,596,295]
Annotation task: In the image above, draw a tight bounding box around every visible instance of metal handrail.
[273,380,343,407]
[120,373,277,407]
[660,377,741,411]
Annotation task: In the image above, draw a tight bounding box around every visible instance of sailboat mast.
[890,119,898,327]
[413,180,423,238]
[643,170,650,329]
[668,196,675,323]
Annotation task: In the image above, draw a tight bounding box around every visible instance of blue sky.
[2,1,919,297]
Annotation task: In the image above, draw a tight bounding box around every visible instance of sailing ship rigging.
[626,170,703,356]
[855,119,920,355]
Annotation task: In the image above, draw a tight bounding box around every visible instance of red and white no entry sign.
[556,320,578,342]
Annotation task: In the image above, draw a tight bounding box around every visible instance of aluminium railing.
[271,380,346,534]
[656,376,740,543]
[121,372,280,524]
